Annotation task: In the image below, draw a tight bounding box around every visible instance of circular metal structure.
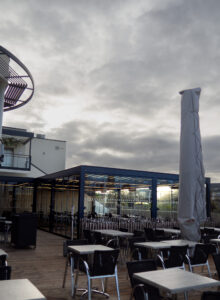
[0,45,34,112]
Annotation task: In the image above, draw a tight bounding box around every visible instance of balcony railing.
[1,153,31,170]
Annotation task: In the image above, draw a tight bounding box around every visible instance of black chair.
[106,238,118,249]
[0,266,11,280]
[132,284,149,300]
[119,227,128,232]
[212,253,220,279]
[83,229,94,244]
[94,231,105,244]
[133,230,145,237]
[62,239,88,288]
[126,259,161,300]
[185,243,212,277]
[81,249,120,300]
[144,228,164,241]
[201,291,220,300]
[131,246,148,261]
[158,245,188,269]
[0,254,7,267]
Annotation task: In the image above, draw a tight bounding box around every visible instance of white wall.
[30,137,66,176]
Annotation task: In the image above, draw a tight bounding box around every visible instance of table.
[68,244,113,297]
[161,239,199,248]
[134,268,220,300]
[134,241,171,258]
[94,229,133,238]
[0,278,46,300]
[95,229,133,257]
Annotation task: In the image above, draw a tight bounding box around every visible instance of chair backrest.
[94,232,103,244]
[144,228,155,241]
[0,255,7,267]
[83,229,94,243]
[126,259,157,287]
[129,237,146,251]
[0,266,11,280]
[126,259,160,300]
[133,230,144,237]
[92,249,120,276]
[133,284,149,300]
[201,291,220,300]
[119,228,128,232]
[193,244,209,264]
[212,253,220,279]
[132,247,148,261]
[166,245,188,268]
[106,239,118,249]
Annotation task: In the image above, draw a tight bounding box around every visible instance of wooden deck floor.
[0,230,219,300]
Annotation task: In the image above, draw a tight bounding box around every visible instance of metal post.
[77,168,85,238]
[0,75,8,161]
[151,178,157,220]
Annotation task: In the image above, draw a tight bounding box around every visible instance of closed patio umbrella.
[178,87,206,241]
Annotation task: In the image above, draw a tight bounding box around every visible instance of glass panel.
[15,184,33,213]
[210,184,220,225]
[157,179,179,220]
[36,186,51,230]
[53,188,78,237]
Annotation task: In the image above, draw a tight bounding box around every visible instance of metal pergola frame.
[0,45,34,111]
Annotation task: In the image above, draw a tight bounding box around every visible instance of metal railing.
[1,153,30,170]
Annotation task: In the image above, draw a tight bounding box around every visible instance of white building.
[0,126,66,178]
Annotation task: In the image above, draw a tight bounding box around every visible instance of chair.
[133,230,145,237]
[126,259,161,300]
[0,222,6,242]
[201,291,220,300]
[185,243,212,277]
[131,246,148,261]
[62,239,88,288]
[83,229,94,244]
[128,237,146,260]
[81,249,120,300]
[144,228,164,241]
[132,284,149,300]
[0,266,11,280]
[158,245,188,269]
[106,238,118,249]
[212,253,220,279]
[119,227,128,232]
[94,231,105,244]
[0,254,7,267]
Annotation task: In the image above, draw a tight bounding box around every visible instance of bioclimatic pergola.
[0,45,34,162]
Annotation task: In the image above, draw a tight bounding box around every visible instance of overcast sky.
[1,0,220,182]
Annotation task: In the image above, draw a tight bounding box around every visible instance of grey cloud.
[48,119,179,173]
[1,0,220,182]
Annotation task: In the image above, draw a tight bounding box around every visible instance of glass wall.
[210,183,220,226]
[35,175,80,237]
[84,174,152,218]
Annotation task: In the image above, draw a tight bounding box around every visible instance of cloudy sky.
[1,0,220,182]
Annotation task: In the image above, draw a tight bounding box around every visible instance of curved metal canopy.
[0,45,34,111]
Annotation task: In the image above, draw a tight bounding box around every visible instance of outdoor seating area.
[1,228,220,300]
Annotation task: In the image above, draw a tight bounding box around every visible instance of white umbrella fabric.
[178,87,206,241]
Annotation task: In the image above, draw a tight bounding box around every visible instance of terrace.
[1,229,220,300]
